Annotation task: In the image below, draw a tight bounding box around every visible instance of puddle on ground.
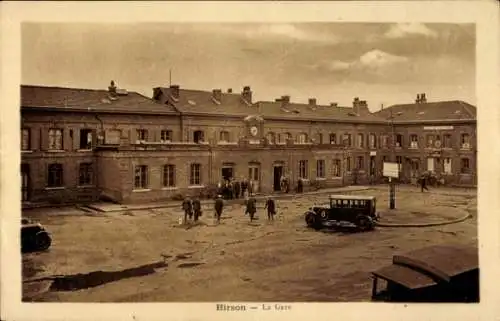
[46,261,168,292]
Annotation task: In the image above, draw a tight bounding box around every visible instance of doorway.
[273,165,283,191]
[21,164,30,202]
[248,164,260,193]
[221,165,234,181]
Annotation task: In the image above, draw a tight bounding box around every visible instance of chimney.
[353,97,360,114]
[281,95,290,108]
[212,89,222,103]
[108,80,117,96]
[242,86,252,104]
[416,94,421,104]
[330,102,338,107]
[420,93,427,103]
[275,98,282,102]
[308,98,317,106]
[227,88,233,93]
[170,85,180,99]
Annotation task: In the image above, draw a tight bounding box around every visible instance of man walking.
[245,194,257,222]
[192,197,202,222]
[264,196,276,221]
[214,195,224,224]
[182,197,193,224]
[420,172,429,192]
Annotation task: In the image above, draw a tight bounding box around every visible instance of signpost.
[383,162,399,210]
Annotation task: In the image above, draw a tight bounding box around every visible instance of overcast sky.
[22,22,475,111]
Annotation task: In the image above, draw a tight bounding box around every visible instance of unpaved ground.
[22,187,477,302]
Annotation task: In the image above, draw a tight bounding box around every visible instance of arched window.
[266,132,276,144]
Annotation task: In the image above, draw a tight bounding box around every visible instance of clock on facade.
[250,126,258,137]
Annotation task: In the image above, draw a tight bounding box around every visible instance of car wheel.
[305,212,322,230]
[356,215,373,232]
[35,232,52,251]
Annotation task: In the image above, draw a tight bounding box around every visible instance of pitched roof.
[154,87,256,117]
[21,85,179,115]
[154,86,385,123]
[373,100,476,122]
[254,101,385,123]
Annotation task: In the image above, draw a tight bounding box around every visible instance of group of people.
[217,178,256,200]
[181,194,277,225]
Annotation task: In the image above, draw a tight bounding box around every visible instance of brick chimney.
[212,89,222,103]
[353,97,360,114]
[281,95,290,108]
[242,86,252,104]
[170,85,180,100]
[420,93,427,103]
[308,98,317,106]
[108,80,117,96]
[227,88,233,93]
[415,94,421,104]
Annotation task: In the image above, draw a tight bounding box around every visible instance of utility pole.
[389,107,396,209]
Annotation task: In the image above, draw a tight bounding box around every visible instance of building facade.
[20,83,477,205]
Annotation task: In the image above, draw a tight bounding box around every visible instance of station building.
[20,82,477,205]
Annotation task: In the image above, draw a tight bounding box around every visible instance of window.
[460,158,470,173]
[219,131,230,142]
[443,134,452,148]
[78,163,93,186]
[47,164,63,187]
[396,156,403,172]
[369,134,376,149]
[299,160,308,179]
[48,128,63,150]
[395,134,403,148]
[356,156,364,170]
[343,134,352,147]
[444,158,452,174]
[435,135,442,148]
[134,165,148,189]
[461,134,471,149]
[332,159,341,177]
[317,133,324,144]
[105,129,121,144]
[193,130,204,143]
[79,129,93,150]
[21,128,30,150]
[190,163,201,185]
[346,157,352,172]
[381,135,388,148]
[329,133,337,144]
[357,133,364,148]
[316,160,325,178]
[136,129,148,143]
[161,130,172,142]
[297,133,308,144]
[163,164,175,187]
[409,134,418,148]
[426,134,435,148]
[266,132,276,144]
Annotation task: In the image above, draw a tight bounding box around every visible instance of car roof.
[372,244,478,289]
[329,194,376,201]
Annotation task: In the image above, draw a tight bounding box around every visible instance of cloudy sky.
[22,22,475,111]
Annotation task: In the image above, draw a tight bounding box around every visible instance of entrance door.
[221,166,234,181]
[369,156,376,176]
[427,157,435,172]
[273,166,283,191]
[21,164,30,202]
[248,164,260,193]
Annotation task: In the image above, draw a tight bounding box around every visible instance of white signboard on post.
[383,162,399,178]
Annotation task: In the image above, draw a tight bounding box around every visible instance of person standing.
[182,197,193,223]
[420,173,429,192]
[245,194,257,222]
[192,197,202,222]
[233,180,241,199]
[297,178,303,193]
[264,196,276,221]
[214,195,224,224]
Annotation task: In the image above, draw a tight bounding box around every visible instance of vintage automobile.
[371,244,479,302]
[304,194,379,231]
[21,218,52,253]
